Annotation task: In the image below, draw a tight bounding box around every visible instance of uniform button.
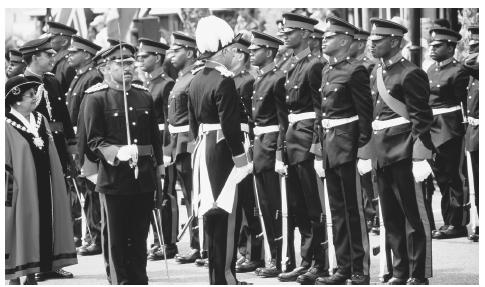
[326,82,329,85]
[370,75,374,78]
[54,131,58,134]
[133,139,138,143]
[286,96,289,99]
[253,91,256,94]
[286,80,290,84]
[293,85,297,89]
[429,80,432,83]
[252,107,255,110]
[329,66,333,70]
[377,100,380,104]
[65,92,68,95]
[145,111,149,114]
[383,70,386,74]
[132,122,136,125]
[472,82,475,86]
[435,68,439,71]
[322,113,326,116]
[65,101,68,105]
[259,97,263,100]
[334,88,338,92]
[469,96,472,99]
[283,70,287,73]
[167,105,170,108]
[371,91,375,95]
[387,89,390,93]
[323,97,327,101]
[291,64,295,67]
[114,113,118,116]
[129,107,133,111]
[318,88,322,92]
[437,84,440,88]
[58,97,61,100]
[53,119,56,122]
[374,131,378,134]
[375,116,379,120]
[468,110,470,113]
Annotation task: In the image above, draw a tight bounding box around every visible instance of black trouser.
[361,172,377,224]
[100,192,153,285]
[470,150,479,214]
[69,176,101,245]
[326,161,369,275]
[205,191,242,284]
[376,159,432,279]
[254,170,282,265]
[237,174,264,261]
[287,159,327,269]
[433,137,469,227]
[151,165,178,246]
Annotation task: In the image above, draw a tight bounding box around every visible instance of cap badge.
[12,86,21,96]
[372,24,377,31]
[431,31,436,39]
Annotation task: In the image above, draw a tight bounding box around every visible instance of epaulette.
[214,65,234,78]
[191,65,204,75]
[44,72,55,77]
[132,83,149,91]
[85,82,108,94]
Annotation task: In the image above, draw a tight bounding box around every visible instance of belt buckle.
[321,119,330,129]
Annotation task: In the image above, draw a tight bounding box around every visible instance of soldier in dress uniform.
[188,15,253,285]
[426,27,470,240]
[349,28,380,234]
[137,38,178,260]
[226,33,265,273]
[46,21,78,95]
[275,19,294,74]
[83,43,164,284]
[463,25,479,242]
[6,49,26,78]
[247,30,291,278]
[164,31,203,264]
[313,16,372,285]
[366,18,434,285]
[275,13,328,284]
[19,37,76,281]
[65,35,104,256]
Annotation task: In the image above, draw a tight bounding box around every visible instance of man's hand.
[357,159,372,175]
[412,160,433,182]
[275,160,287,176]
[314,159,325,178]
[116,145,137,161]
[163,155,172,166]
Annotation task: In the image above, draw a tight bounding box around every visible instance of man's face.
[50,35,68,52]
[249,47,267,67]
[170,47,188,70]
[107,57,135,84]
[283,29,304,49]
[322,34,342,57]
[229,48,246,70]
[429,42,451,62]
[6,61,26,78]
[35,51,56,73]
[138,53,158,73]
[67,50,87,68]
[370,37,392,59]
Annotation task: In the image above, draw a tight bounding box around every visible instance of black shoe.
[387,277,408,285]
[78,243,102,256]
[23,275,37,285]
[236,256,246,269]
[73,237,82,248]
[236,280,253,285]
[35,269,73,281]
[406,278,429,285]
[315,271,350,285]
[297,267,329,285]
[438,225,449,231]
[175,248,200,263]
[8,278,20,285]
[469,233,479,242]
[236,259,264,273]
[257,260,281,278]
[194,258,207,267]
[432,225,467,239]
[278,266,308,282]
[348,273,370,285]
[148,244,178,260]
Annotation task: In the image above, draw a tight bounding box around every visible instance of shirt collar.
[380,52,403,69]
[292,47,311,63]
[329,55,351,66]
[436,57,455,68]
[259,62,277,76]
[148,66,165,80]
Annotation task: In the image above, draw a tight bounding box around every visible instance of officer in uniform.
[426,27,470,240]
[6,49,26,78]
[20,37,76,281]
[227,34,265,273]
[366,18,434,285]
[164,32,203,264]
[188,15,253,285]
[275,19,294,74]
[83,43,163,284]
[65,35,104,256]
[349,27,380,234]
[275,13,328,284]
[464,25,479,242]
[313,16,372,285]
[47,21,78,95]
[247,30,291,278]
[137,37,178,260]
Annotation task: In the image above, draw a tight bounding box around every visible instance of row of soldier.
[4,12,478,285]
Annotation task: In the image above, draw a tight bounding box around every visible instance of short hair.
[22,52,41,66]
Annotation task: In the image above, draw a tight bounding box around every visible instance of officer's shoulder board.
[44,71,56,77]
[191,65,204,75]
[132,83,149,92]
[214,65,234,78]
[85,82,108,94]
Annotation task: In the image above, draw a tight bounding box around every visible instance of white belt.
[169,124,190,134]
[321,115,359,129]
[240,123,249,133]
[432,105,461,116]
[254,125,279,136]
[288,112,316,124]
[468,116,479,126]
[158,124,165,131]
[199,123,221,133]
[372,117,410,131]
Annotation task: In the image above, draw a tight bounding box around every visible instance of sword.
[152,209,170,278]
[177,215,194,242]
[465,151,479,236]
[278,173,290,272]
[252,174,272,264]
[70,177,93,242]
[320,176,337,274]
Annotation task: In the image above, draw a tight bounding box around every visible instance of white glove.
[357,159,372,175]
[234,163,252,184]
[314,159,325,178]
[412,160,433,182]
[247,161,254,174]
[163,155,172,166]
[275,160,287,176]
[116,145,137,162]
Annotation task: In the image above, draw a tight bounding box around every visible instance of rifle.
[252,174,272,263]
[276,140,290,272]
[69,176,93,242]
[319,174,337,274]
[465,151,479,237]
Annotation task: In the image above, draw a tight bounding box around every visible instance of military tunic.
[53,49,76,96]
[427,57,470,228]
[319,56,372,276]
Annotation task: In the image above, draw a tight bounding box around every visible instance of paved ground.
[8,188,479,285]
